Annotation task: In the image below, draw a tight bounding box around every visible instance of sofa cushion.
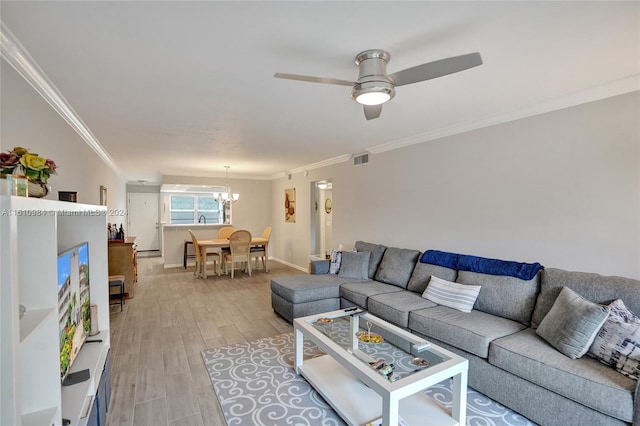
[536,286,610,359]
[374,247,420,289]
[409,306,526,358]
[589,299,640,380]
[531,268,640,328]
[338,251,370,280]
[406,260,457,294]
[339,281,403,309]
[368,291,437,328]
[271,292,340,323]
[490,328,636,422]
[270,274,351,304]
[422,276,481,313]
[456,270,539,326]
[355,241,387,279]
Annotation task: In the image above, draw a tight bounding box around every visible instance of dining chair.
[217,226,235,257]
[217,226,235,239]
[250,226,272,272]
[223,229,252,278]
[188,229,220,277]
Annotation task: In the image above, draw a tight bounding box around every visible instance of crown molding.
[270,154,353,180]
[0,21,127,181]
[367,75,640,155]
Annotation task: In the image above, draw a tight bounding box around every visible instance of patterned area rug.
[201,332,537,426]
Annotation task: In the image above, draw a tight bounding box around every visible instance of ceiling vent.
[353,153,369,167]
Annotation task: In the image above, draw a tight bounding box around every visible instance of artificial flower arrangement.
[0,146,57,183]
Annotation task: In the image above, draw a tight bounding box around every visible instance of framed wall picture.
[284,188,296,223]
[100,186,107,206]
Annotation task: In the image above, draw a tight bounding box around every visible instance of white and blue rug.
[201,333,537,426]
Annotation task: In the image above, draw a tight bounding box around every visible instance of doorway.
[310,180,332,256]
[128,193,160,252]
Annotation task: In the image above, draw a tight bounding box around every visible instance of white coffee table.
[294,309,468,426]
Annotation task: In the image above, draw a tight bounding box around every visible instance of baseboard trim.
[166,257,307,273]
[270,257,307,273]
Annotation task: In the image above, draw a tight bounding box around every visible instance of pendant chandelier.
[214,166,239,203]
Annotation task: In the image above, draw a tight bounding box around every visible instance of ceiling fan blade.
[389,52,482,87]
[363,104,382,120]
[273,73,354,87]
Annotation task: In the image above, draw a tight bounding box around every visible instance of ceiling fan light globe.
[356,92,390,106]
[352,82,395,106]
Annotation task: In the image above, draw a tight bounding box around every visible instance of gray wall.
[1,61,127,218]
[271,92,640,279]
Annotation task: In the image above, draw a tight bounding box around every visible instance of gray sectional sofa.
[270,241,640,426]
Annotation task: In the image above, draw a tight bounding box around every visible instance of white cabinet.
[1,196,111,426]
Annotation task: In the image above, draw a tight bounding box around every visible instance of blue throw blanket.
[420,250,543,281]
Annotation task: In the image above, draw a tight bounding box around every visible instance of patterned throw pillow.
[329,250,342,274]
[588,299,640,380]
[422,276,481,313]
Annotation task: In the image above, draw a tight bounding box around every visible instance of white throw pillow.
[422,276,481,313]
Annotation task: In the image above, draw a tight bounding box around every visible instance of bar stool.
[108,275,125,312]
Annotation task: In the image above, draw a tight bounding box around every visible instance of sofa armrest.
[310,260,330,274]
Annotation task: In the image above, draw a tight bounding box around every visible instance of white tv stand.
[0,196,111,426]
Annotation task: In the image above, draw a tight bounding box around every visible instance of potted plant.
[0,146,57,197]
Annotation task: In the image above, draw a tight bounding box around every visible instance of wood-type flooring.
[107,255,301,425]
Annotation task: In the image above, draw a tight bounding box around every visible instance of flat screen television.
[57,241,91,381]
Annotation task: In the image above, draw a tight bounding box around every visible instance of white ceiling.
[1,1,638,184]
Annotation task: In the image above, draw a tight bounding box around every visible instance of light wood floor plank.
[134,367,166,404]
[132,397,168,426]
[169,413,204,426]
[187,354,214,389]
[165,373,200,422]
[195,385,225,425]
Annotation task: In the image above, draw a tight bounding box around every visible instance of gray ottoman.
[270,274,348,322]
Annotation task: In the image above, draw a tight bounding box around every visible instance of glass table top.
[307,311,448,383]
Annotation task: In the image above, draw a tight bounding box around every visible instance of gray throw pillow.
[374,247,420,288]
[355,241,387,279]
[338,251,370,280]
[536,286,610,359]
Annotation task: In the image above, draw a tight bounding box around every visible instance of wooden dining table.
[197,237,269,278]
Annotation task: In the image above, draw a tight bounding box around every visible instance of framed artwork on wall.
[285,188,296,223]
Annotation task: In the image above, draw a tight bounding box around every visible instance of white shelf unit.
[0,196,110,426]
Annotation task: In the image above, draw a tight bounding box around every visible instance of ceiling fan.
[274,49,482,120]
